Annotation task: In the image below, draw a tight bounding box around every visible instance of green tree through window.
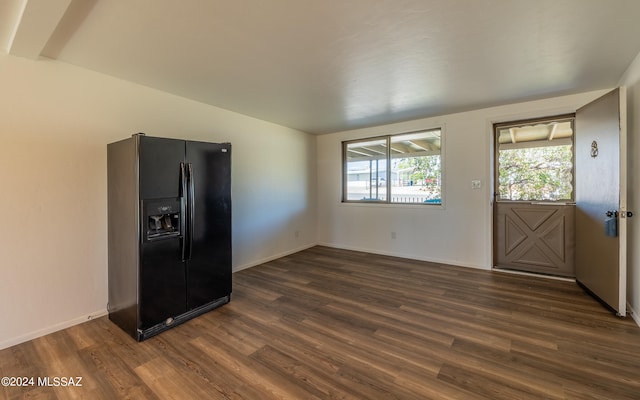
[495,117,574,202]
[498,145,573,200]
[395,155,441,201]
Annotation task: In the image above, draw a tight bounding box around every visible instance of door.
[185,141,232,310]
[493,116,576,277]
[494,202,575,276]
[575,88,628,316]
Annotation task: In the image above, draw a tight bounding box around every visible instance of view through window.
[343,129,442,204]
[495,116,575,201]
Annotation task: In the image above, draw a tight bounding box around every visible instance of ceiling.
[3,0,640,134]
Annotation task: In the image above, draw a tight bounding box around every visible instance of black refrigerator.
[107,133,231,341]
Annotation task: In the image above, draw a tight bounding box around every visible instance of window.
[343,128,442,204]
[495,115,574,201]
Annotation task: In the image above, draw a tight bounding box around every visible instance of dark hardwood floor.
[2,246,640,399]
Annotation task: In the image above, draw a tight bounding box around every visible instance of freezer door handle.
[180,162,188,261]
[187,163,195,261]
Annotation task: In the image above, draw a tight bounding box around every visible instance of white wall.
[0,54,316,349]
[317,90,609,269]
[619,50,640,324]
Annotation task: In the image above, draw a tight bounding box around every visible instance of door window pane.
[496,119,574,201]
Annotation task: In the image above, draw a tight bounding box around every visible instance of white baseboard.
[232,243,317,273]
[316,241,488,271]
[627,302,640,328]
[0,309,108,351]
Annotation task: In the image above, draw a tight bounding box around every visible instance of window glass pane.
[496,120,574,201]
[345,139,387,201]
[498,144,573,201]
[390,130,441,204]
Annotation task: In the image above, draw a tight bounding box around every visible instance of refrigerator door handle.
[180,162,188,262]
[187,163,195,261]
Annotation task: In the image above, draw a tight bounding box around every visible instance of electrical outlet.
[471,180,481,189]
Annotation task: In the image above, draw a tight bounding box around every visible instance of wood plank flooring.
[2,246,640,399]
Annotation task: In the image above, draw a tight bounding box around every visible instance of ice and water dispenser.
[143,198,182,240]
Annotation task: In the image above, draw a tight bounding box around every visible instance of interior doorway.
[493,115,576,277]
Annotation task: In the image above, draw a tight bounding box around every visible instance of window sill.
[340,201,445,210]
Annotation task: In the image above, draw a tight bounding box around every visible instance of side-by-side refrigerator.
[107,133,231,341]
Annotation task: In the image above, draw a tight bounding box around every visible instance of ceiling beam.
[361,146,386,155]
[390,143,411,154]
[509,128,517,144]
[410,139,439,151]
[9,0,72,59]
[547,123,559,141]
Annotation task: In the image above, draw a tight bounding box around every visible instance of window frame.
[342,127,444,206]
[493,114,576,203]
